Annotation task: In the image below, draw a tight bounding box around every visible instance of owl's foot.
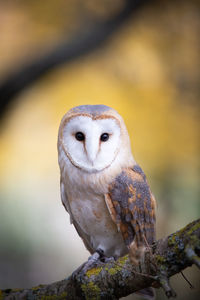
[71,248,104,280]
[70,262,85,281]
[81,248,104,274]
[100,256,115,263]
[95,249,116,264]
[71,248,116,280]
[95,248,116,263]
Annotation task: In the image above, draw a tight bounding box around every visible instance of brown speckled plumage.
[107,165,156,253]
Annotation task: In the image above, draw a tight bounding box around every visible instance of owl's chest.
[68,189,115,236]
[66,186,128,257]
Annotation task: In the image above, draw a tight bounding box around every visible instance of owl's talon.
[88,251,101,264]
[96,248,115,263]
[96,248,105,258]
[79,250,103,275]
[101,256,115,263]
[70,262,85,281]
[71,249,105,280]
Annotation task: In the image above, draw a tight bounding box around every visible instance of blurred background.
[0,0,199,299]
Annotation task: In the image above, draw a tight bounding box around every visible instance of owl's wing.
[60,179,94,254]
[105,165,156,261]
[60,180,73,224]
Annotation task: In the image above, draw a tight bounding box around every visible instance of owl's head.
[58,105,134,173]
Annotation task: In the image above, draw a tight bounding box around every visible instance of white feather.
[61,116,122,172]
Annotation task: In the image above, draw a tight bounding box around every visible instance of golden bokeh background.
[0,1,199,299]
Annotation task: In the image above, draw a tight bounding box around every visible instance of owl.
[57,104,156,267]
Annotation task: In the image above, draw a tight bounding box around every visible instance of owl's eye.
[100,133,109,142]
[75,132,85,141]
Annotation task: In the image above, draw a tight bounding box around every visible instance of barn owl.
[57,105,156,276]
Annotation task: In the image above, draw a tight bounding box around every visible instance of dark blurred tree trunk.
[0,0,149,120]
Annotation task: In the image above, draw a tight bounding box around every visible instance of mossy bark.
[0,219,199,299]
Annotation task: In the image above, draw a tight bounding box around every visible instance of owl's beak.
[85,137,99,166]
[87,150,97,166]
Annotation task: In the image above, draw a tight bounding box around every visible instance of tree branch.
[1,219,199,299]
[0,0,148,119]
